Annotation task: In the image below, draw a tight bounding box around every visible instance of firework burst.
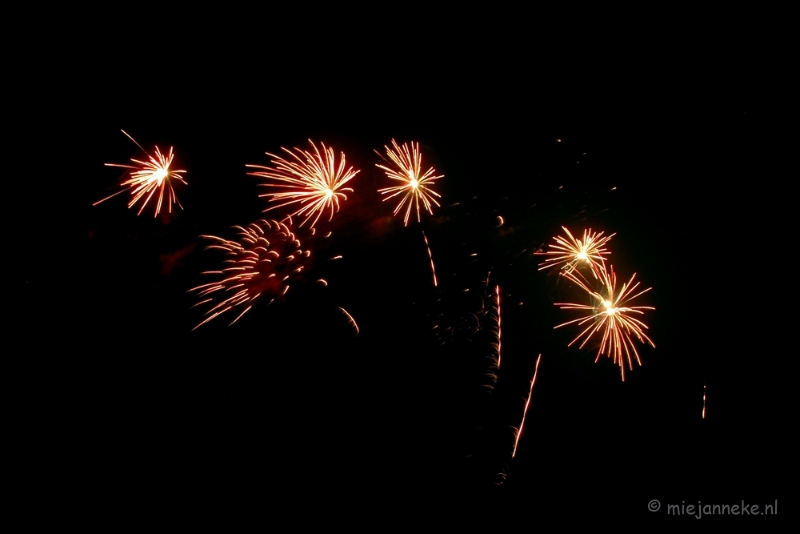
[190,219,311,329]
[95,130,187,217]
[247,140,359,228]
[554,265,655,381]
[376,139,443,225]
[536,227,614,278]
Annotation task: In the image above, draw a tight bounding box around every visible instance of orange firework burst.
[376,139,443,225]
[554,265,655,381]
[536,227,614,278]
[190,219,311,329]
[247,140,359,228]
[95,130,187,217]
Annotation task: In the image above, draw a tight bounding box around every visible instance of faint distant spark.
[247,140,359,228]
[376,139,443,225]
[96,130,187,217]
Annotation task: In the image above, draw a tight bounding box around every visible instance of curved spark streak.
[376,139,443,225]
[96,130,187,217]
[554,266,655,381]
[536,227,614,278]
[247,140,359,228]
[338,306,359,335]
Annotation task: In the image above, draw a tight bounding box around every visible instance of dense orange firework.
[376,139,443,225]
[247,140,359,228]
[95,130,187,217]
[554,265,654,381]
[536,227,614,278]
[190,219,311,329]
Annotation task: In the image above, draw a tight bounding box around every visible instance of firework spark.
[482,283,503,390]
[95,130,187,217]
[512,354,542,458]
[247,140,359,228]
[376,139,443,225]
[494,285,502,370]
[422,230,438,287]
[338,306,359,336]
[536,227,614,278]
[702,384,707,419]
[554,265,655,381]
[190,219,310,329]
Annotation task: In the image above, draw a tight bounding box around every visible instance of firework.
[247,140,359,228]
[190,219,311,329]
[376,139,443,225]
[512,354,541,458]
[95,130,187,217]
[536,227,614,278]
[554,265,655,381]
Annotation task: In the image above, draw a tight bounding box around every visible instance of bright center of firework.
[409,176,418,189]
[324,188,333,199]
[576,250,588,261]
[152,168,168,184]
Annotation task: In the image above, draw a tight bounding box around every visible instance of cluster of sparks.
[95,130,187,217]
[184,138,444,328]
[536,226,614,278]
[554,265,655,381]
[537,227,655,380]
[376,139,443,226]
[247,140,359,228]
[190,219,310,330]
[95,130,663,481]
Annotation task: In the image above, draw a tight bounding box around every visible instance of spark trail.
[512,354,542,458]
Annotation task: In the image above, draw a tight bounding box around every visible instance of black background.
[16,9,788,521]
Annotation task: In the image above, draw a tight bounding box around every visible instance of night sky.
[20,14,787,520]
